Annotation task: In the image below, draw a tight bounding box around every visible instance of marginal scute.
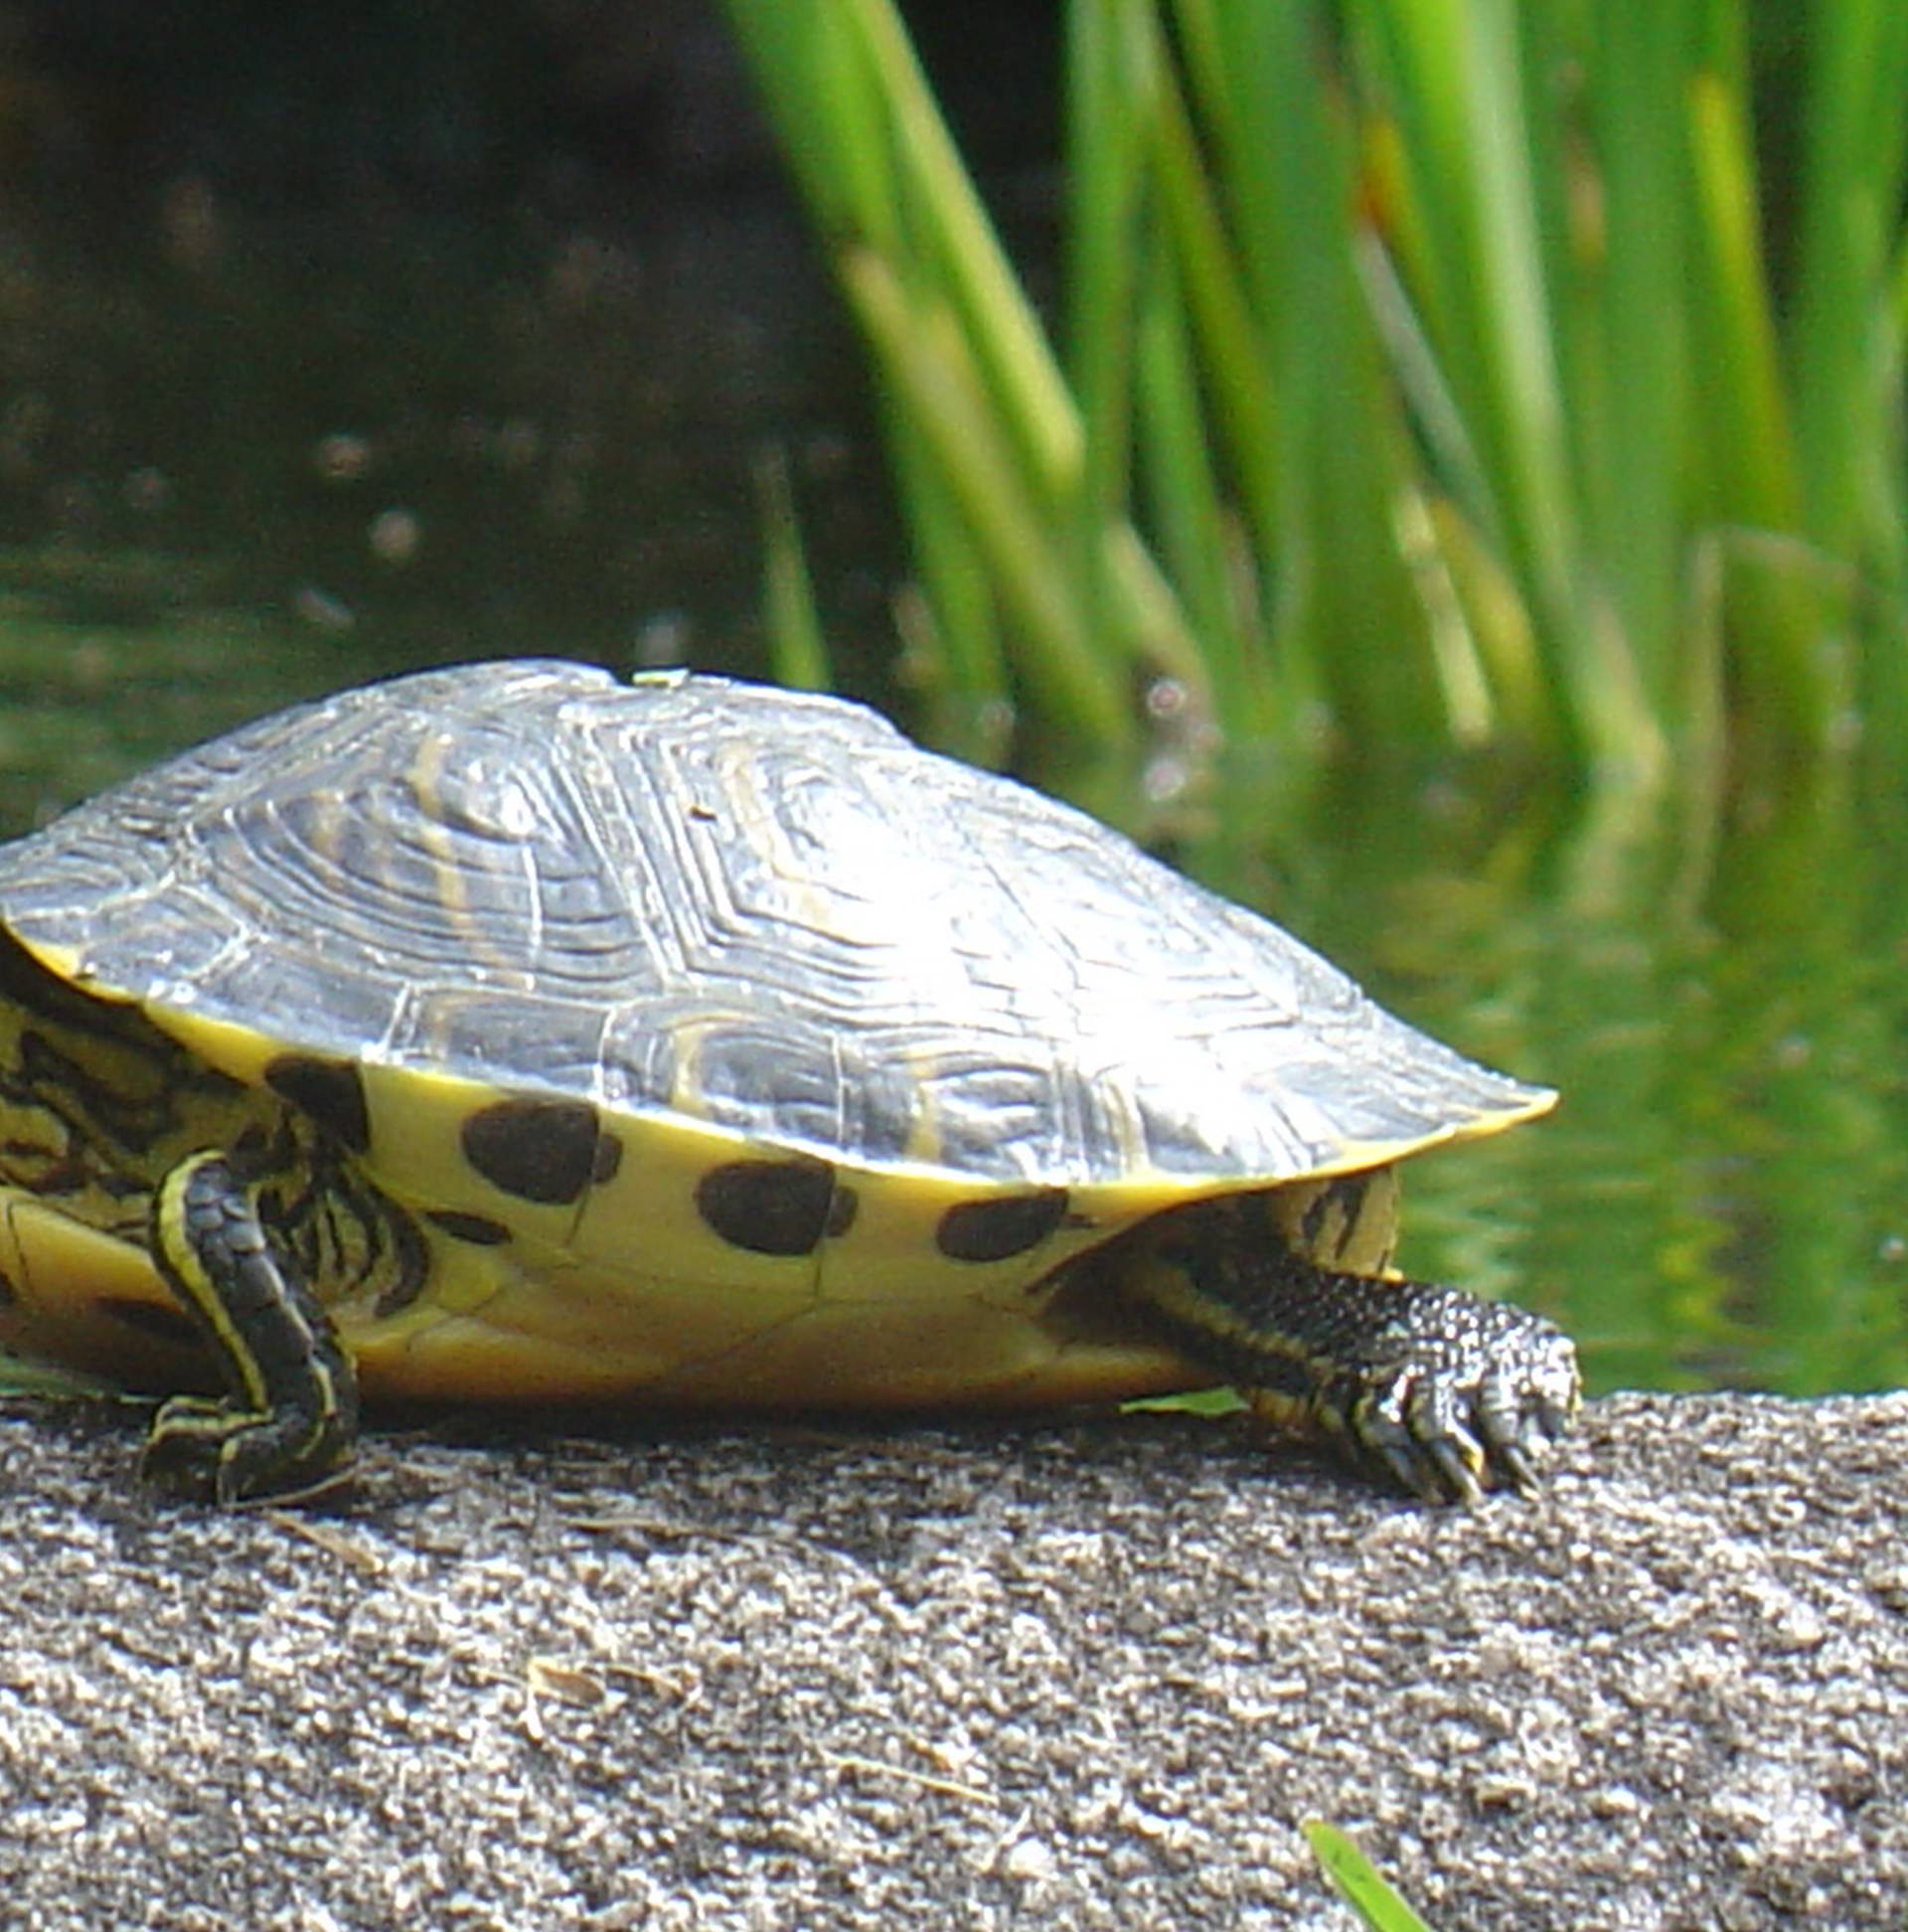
[264,1053,372,1156]
[461,1096,601,1206]
[935,1189,1069,1263]
[695,1156,837,1257]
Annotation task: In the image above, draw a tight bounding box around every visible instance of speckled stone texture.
[0,1390,1902,1930]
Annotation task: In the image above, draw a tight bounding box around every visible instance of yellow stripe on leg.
[150,1151,272,1414]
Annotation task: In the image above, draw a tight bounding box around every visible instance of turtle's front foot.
[1120,1202,1581,1505]
[1300,1282,1579,1505]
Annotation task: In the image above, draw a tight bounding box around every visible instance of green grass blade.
[1060,0,1152,717]
[1064,0,1149,540]
[1684,66,1831,753]
[1302,1820,1437,1931]
[1792,1,1908,568]
[878,391,1013,750]
[0,1353,125,1400]
[841,0,1084,506]
[1685,70,1799,532]
[1135,241,1266,732]
[840,249,1131,741]
[724,0,896,246]
[1155,0,1283,591]
[1581,0,1693,718]
[753,445,834,694]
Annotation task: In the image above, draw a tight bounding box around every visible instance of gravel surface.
[0,1389,1903,1931]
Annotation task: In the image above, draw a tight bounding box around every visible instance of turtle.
[0,659,1577,1507]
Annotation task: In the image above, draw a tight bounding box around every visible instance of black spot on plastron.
[825,1186,859,1238]
[696,1157,837,1257]
[96,1296,203,1350]
[264,1054,372,1155]
[936,1189,1070,1263]
[591,1134,623,1186]
[462,1097,600,1206]
[425,1208,514,1246]
[0,1263,15,1308]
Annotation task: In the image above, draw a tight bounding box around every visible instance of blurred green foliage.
[723,0,1908,830]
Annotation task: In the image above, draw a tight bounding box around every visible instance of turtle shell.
[0,659,1548,1197]
[0,661,1558,1408]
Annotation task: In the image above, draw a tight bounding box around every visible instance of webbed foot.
[1118,1195,1580,1504]
[1311,1286,1579,1504]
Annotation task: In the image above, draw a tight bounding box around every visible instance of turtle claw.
[1492,1438,1543,1500]
[1425,1435,1487,1509]
[1355,1369,1484,1505]
[1339,1300,1580,1505]
[1363,1420,1442,1503]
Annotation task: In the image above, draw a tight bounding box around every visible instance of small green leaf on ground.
[1303,1819,1436,1931]
[0,1351,124,1400]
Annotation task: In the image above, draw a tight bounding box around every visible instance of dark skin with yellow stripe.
[141,1153,360,1506]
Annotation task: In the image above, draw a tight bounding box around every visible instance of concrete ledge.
[0,1390,1902,1929]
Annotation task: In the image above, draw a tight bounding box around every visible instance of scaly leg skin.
[1121,1197,1580,1504]
[139,1151,362,1507]
[1286,1268,1580,1503]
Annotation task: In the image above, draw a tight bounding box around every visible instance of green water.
[1276,766,1908,1402]
[0,198,1899,1406]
